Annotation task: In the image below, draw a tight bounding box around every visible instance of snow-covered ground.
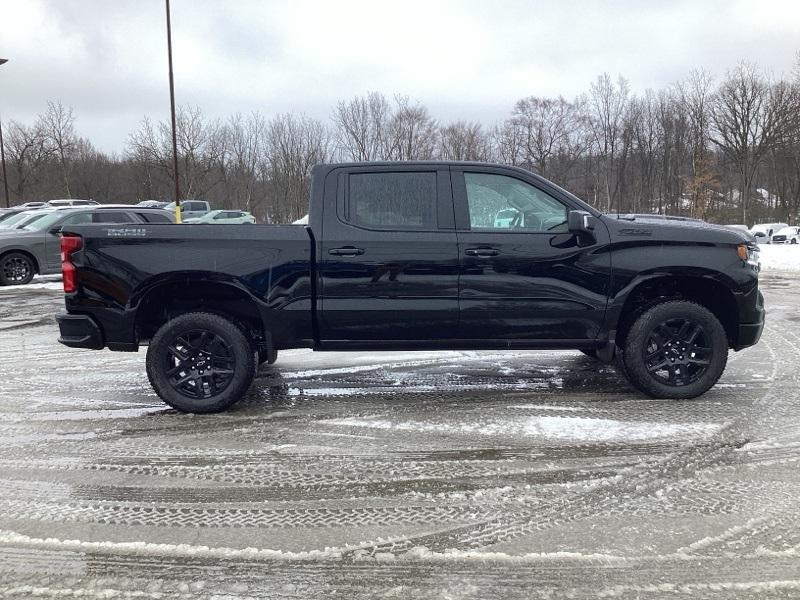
[0,274,798,598]
[758,243,800,271]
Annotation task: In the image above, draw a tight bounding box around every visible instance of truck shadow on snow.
[237,353,636,411]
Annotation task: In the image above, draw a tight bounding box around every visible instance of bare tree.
[385,95,438,160]
[4,120,53,202]
[678,70,717,219]
[264,114,332,223]
[332,92,391,161]
[224,112,267,212]
[127,106,227,200]
[438,121,491,161]
[41,101,77,197]
[710,63,799,222]
[510,96,586,181]
[587,74,631,212]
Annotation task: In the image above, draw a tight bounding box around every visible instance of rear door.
[317,165,459,343]
[453,167,611,342]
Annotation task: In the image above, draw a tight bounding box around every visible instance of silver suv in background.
[0,206,174,286]
[163,200,211,220]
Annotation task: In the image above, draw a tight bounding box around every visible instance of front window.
[464,172,568,233]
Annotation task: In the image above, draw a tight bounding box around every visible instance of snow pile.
[327,415,719,442]
[0,529,342,561]
[758,244,800,271]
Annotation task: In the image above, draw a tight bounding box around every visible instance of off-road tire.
[146,312,255,413]
[0,252,35,286]
[622,300,728,399]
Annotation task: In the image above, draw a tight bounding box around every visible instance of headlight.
[737,244,759,269]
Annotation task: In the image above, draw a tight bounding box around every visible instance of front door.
[317,166,460,343]
[453,168,611,342]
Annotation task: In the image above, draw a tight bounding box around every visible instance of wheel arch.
[133,277,268,349]
[610,272,740,350]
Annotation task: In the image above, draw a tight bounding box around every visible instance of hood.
[605,214,752,245]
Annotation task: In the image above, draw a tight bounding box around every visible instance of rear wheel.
[622,301,728,399]
[0,252,35,286]
[146,312,255,413]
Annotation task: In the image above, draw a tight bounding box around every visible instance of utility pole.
[0,58,9,208]
[165,0,181,223]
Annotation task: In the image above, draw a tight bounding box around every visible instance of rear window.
[138,212,172,223]
[346,172,437,230]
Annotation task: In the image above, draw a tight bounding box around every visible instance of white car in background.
[184,209,256,224]
[770,226,800,245]
[751,222,788,244]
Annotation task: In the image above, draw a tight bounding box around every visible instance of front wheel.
[0,252,35,286]
[622,301,728,399]
[146,312,256,413]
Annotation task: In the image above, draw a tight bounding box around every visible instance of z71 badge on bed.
[105,228,147,237]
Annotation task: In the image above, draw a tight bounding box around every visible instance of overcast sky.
[1,0,798,153]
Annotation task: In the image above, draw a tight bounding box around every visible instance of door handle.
[465,248,500,257]
[329,247,365,256]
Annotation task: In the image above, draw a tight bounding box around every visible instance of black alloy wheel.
[146,312,256,413]
[0,253,35,286]
[642,318,711,387]
[622,300,728,399]
[164,329,236,399]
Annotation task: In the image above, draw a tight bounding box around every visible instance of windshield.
[14,213,51,229]
[20,211,70,231]
[0,212,38,229]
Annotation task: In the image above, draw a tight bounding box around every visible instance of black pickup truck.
[56,162,764,413]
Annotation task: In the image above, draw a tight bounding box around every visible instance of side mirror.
[568,210,595,233]
[50,226,62,235]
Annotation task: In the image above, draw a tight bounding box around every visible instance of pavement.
[0,273,799,599]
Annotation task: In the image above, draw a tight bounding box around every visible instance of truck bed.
[60,223,314,350]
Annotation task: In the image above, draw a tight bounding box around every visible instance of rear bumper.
[56,312,104,350]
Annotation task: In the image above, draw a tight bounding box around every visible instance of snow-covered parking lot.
[1,269,799,598]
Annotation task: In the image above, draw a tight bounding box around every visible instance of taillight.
[60,234,83,293]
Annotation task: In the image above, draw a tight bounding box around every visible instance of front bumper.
[56,312,104,349]
[734,291,765,351]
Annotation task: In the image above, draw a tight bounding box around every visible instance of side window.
[138,212,172,223]
[347,172,437,230]
[60,213,93,226]
[464,172,568,233]
[213,212,228,220]
[92,211,133,224]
